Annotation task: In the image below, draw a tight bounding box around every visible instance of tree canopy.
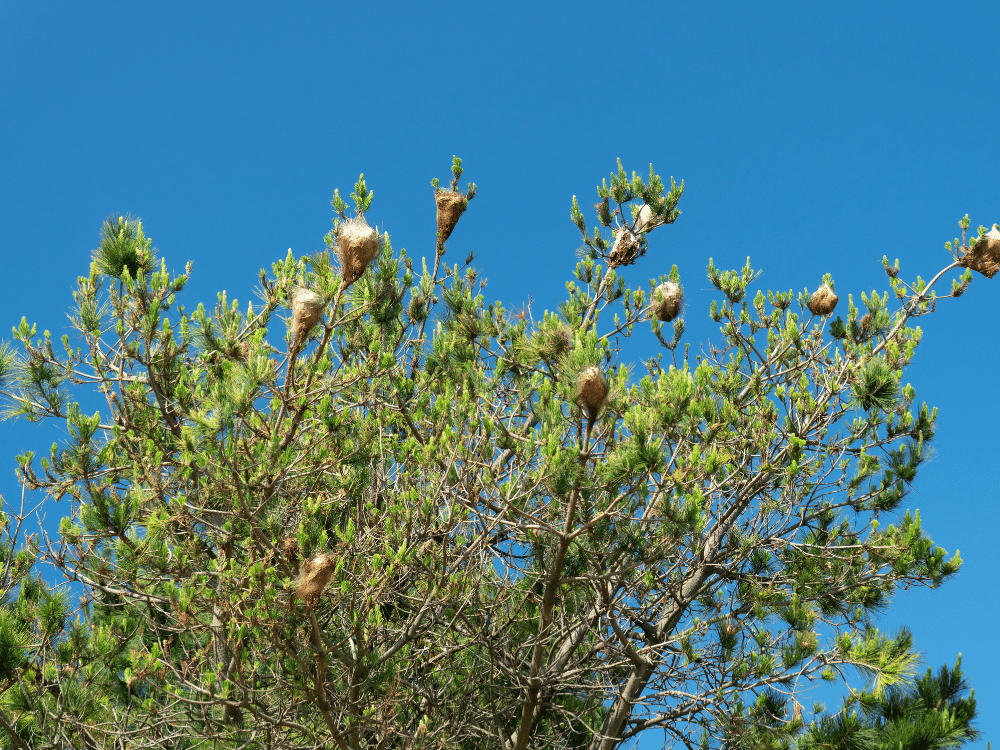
[794,655,979,750]
[0,157,995,749]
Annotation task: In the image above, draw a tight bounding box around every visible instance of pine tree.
[797,655,979,750]
[0,157,995,749]
[0,487,127,750]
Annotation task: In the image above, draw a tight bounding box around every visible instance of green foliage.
[797,655,979,750]
[0,344,14,390]
[0,158,990,750]
[91,213,156,281]
[851,357,901,413]
[351,172,374,215]
[0,606,28,681]
[0,488,123,750]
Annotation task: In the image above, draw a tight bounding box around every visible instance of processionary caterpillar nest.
[435,190,468,246]
[290,288,324,348]
[636,203,664,233]
[336,217,381,285]
[652,281,683,322]
[960,225,1000,279]
[806,283,839,316]
[609,227,641,268]
[295,553,338,608]
[576,366,609,421]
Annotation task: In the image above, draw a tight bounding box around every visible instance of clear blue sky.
[2,1,997,745]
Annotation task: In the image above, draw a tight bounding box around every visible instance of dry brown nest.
[651,281,683,322]
[960,225,1000,278]
[295,553,338,608]
[806,283,839,316]
[336,217,381,285]
[576,366,609,420]
[435,191,468,246]
[290,288,325,348]
[609,227,641,268]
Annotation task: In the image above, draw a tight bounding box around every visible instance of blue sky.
[2,0,998,744]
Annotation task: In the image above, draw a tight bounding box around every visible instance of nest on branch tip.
[336,217,381,285]
[652,281,683,322]
[609,227,641,268]
[576,366,609,421]
[960,225,1000,278]
[435,190,468,246]
[295,553,338,608]
[291,288,325,348]
[806,283,839,316]
[636,203,664,233]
